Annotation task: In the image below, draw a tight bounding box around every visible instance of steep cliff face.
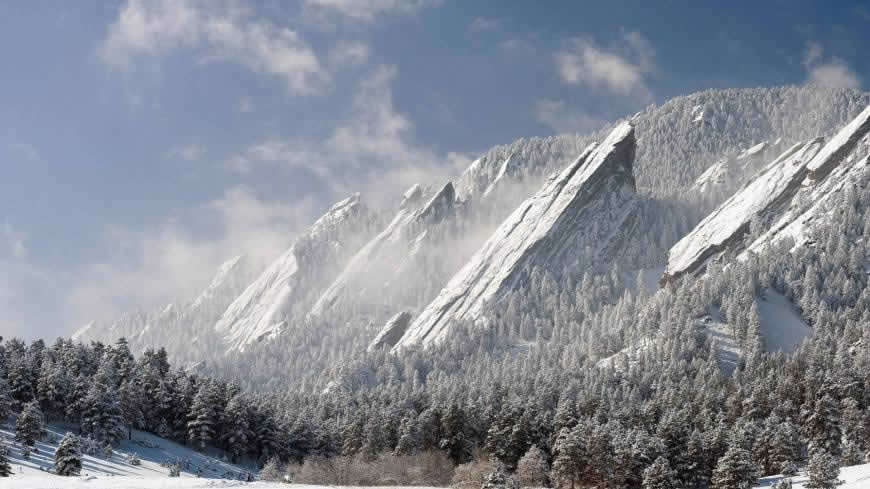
[664,105,870,281]
[309,182,456,318]
[394,121,639,349]
[215,194,375,352]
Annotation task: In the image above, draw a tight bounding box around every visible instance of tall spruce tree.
[54,433,82,476]
[711,445,757,489]
[15,401,44,446]
[0,445,12,477]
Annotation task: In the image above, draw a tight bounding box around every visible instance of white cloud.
[470,17,505,32]
[802,42,861,90]
[2,221,27,260]
[328,41,370,67]
[535,99,604,134]
[303,0,438,22]
[66,186,317,326]
[499,39,535,55]
[808,62,862,90]
[168,143,206,161]
[228,65,461,209]
[100,0,327,95]
[239,96,254,113]
[555,31,655,99]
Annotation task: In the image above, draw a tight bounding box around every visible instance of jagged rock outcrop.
[216,194,375,351]
[665,104,870,281]
[368,311,413,352]
[309,182,456,317]
[394,121,639,349]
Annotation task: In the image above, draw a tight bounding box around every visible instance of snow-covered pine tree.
[515,444,549,488]
[711,445,757,489]
[15,401,44,446]
[54,433,82,476]
[642,456,678,489]
[80,361,125,445]
[805,450,843,489]
[0,445,12,477]
[119,378,145,441]
[187,380,220,450]
[801,394,842,457]
[0,378,12,423]
[221,394,250,463]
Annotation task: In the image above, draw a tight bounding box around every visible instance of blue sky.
[1,0,868,339]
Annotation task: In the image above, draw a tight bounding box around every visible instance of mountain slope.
[395,121,638,349]
[215,194,375,352]
[664,104,870,280]
[309,183,456,318]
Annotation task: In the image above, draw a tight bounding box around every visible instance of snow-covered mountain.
[665,105,870,281]
[308,182,456,318]
[73,85,870,369]
[215,194,376,351]
[395,122,639,349]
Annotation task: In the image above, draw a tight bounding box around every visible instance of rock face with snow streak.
[665,105,870,281]
[394,122,639,349]
[309,182,457,317]
[368,311,413,351]
[664,139,824,281]
[216,194,375,351]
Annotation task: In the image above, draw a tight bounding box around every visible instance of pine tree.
[711,445,758,489]
[119,379,145,441]
[187,381,219,450]
[0,445,12,477]
[805,450,842,489]
[80,363,125,446]
[801,394,842,457]
[515,445,549,488]
[54,433,82,476]
[221,394,250,463]
[642,456,678,489]
[15,401,44,446]
[0,378,12,422]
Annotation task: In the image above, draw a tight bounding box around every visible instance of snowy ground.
[755,463,870,488]
[0,419,256,487]
[700,290,811,374]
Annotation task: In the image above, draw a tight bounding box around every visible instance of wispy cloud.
[303,0,439,22]
[802,41,861,90]
[328,41,370,67]
[470,17,506,32]
[535,99,604,134]
[167,143,206,161]
[67,186,318,326]
[2,221,28,260]
[100,0,327,95]
[228,65,466,209]
[555,31,655,99]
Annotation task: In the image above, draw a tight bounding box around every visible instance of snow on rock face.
[368,311,413,351]
[395,122,638,350]
[806,104,870,181]
[309,183,456,317]
[741,154,870,257]
[664,138,824,281]
[667,105,870,281]
[216,194,373,351]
